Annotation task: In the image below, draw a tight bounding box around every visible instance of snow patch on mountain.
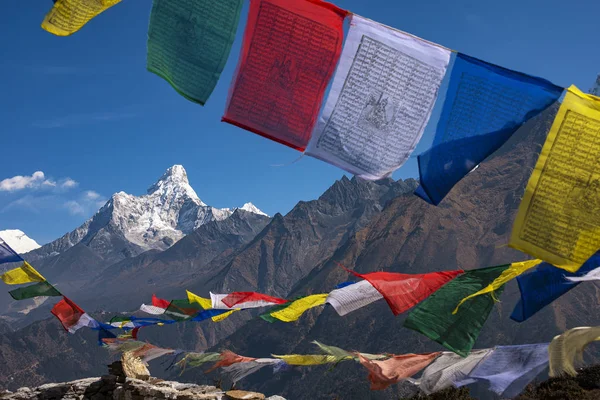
[0,230,41,254]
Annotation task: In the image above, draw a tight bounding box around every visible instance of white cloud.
[1,195,57,213]
[63,191,107,216]
[84,190,100,200]
[64,200,85,215]
[0,172,78,192]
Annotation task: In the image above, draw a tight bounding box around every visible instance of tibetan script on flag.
[416,53,563,205]
[306,15,450,179]
[222,0,347,151]
[147,0,243,105]
[42,0,121,36]
[510,86,600,272]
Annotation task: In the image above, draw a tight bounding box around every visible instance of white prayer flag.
[306,14,451,180]
[565,267,600,282]
[326,280,383,316]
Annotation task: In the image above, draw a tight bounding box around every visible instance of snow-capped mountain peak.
[0,229,41,254]
[240,202,268,216]
[146,164,205,206]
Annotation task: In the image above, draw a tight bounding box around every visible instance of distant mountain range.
[1,103,599,398]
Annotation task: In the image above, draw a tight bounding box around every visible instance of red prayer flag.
[340,264,463,315]
[357,352,440,390]
[152,294,170,309]
[221,291,289,308]
[206,350,257,372]
[222,0,348,151]
[51,297,85,331]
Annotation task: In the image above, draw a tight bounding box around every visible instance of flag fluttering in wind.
[51,297,99,333]
[42,0,122,36]
[9,281,61,300]
[222,0,348,151]
[404,265,509,356]
[357,352,441,390]
[326,280,384,316]
[1,261,45,285]
[510,86,600,272]
[146,0,244,105]
[416,53,563,205]
[549,326,600,377]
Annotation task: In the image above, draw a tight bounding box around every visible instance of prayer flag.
[417,349,494,394]
[132,343,175,363]
[221,358,282,383]
[187,290,213,309]
[312,341,353,360]
[326,279,383,316]
[463,344,549,398]
[404,265,510,357]
[147,0,243,105]
[42,0,121,36]
[306,14,451,180]
[0,238,23,265]
[259,301,296,323]
[177,352,221,370]
[51,297,98,333]
[416,53,563,205]
[9,281,61,300]
[191,308,233,322]
[207,350,257,372]
[272,354,341,366]
[164,299,203,321]
[510,86,600,272]
[139,294,170,315]
[190,291,237,321]
[268,293,328,322]
[222,0,348,151]
[549,326,600,377]
[565,266,600,282]
[357,352,441,390]
[453,260,541,314]
[221,292,288,308]
[345,266,464,316]
[1,262,45,285]
[510,252,600,322]
[152,294,171,309]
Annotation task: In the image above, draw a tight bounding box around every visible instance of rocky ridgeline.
[0,358,285,400]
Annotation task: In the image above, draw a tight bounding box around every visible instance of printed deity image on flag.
[510,86,600,272]
[306,15,451,180]
[222,0,347,151]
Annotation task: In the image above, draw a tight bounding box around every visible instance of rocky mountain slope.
[0,230,40,254]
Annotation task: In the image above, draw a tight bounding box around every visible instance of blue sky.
[0,0,598,244]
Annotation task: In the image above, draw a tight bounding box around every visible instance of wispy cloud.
[0,172,78,192]
[63,191,107,216]
[2,190,106,216]
[2,195,58,213]
[32,111,139,129]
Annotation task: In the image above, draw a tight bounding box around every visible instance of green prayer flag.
[404,265,510,357]
[147,0,243,105]
[165,299,202,321]
[9,281,61,300]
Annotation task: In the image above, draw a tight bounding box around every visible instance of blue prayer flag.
[0,239,23,265]
[511,252,600,322]
[191,308,231,322]
[416,53,563,205]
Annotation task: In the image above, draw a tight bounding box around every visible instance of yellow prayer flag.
[269,294,328,322]
[41,0,121,37]
[510,85,600,272]
[272,354,342,365]
[1,262,45,285]
[186,290,212,310]
[186,290,237,322]
[453,259,541,314]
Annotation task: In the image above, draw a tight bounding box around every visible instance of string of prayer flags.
[459,344,549,398]
[42,0,121,36]
[357,352,441,390]
[416,53,563,206]
[221,292,288,309]
[453,259,541,314]
[416,349,494,395]
[510,252,600,322]
[404,265,510,357]
[146,0,243,105]
[222,0,348,151]
[221,358,283,383]
[566,266,600,282]
[267,293,328,322]
[344,265,464,316]
[305,14,451,180]
[164,298,203,321]
[9,281,61,300]
[51,297,99,333]
[0,238,23,265]
[206,350,257,372]
[510,86,600,272]
[549,326,600,377]
[1,261,46,285]
[326,279,384,316]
